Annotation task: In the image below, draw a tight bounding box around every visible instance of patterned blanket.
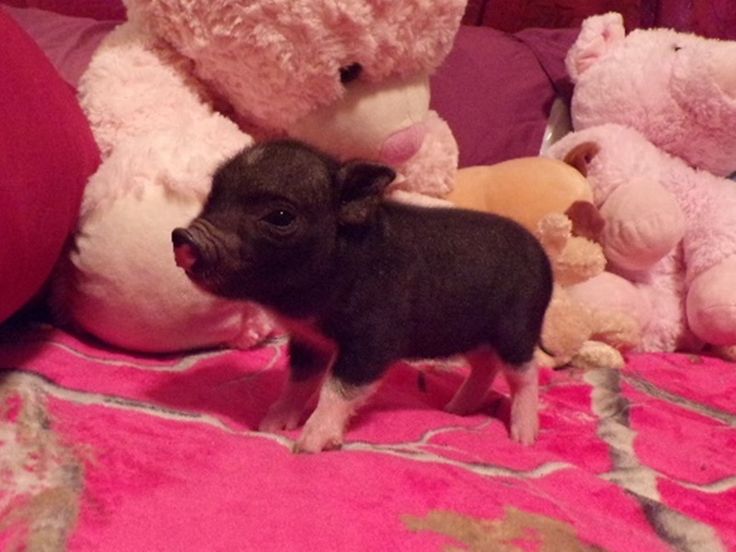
[1,323,734,551]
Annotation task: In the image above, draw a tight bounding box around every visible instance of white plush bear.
[52,0,465,352]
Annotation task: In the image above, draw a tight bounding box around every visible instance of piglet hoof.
[509,397,539,446]
[292,420,345,454]
[505,363,540,446]
[259,402,303,433]
[510,417,539,446]
[292,435,343,454]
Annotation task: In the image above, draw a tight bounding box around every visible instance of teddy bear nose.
[379,122,428,165]
[171,228,201,271]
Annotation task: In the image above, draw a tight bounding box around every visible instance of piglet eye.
[339,63,363,84]
[263,209,296,227]
[673,45,682,52]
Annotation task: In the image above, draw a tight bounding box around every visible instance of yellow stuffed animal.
[448,156,592,233]
[448,147,639,369]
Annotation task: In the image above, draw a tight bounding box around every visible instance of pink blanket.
[1,323,734,550]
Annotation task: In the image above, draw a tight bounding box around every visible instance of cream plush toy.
[547,12,736,355]
[535,212,639,370]
[52,0,465,353]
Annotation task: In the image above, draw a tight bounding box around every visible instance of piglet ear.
[336,161,396,226]
[566,12,626,82]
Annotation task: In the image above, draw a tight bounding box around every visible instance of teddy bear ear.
[566,12,626,82]
[565,201,605,242]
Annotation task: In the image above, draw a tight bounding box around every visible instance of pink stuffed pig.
[52,0,464,353]
[548,12,736,353]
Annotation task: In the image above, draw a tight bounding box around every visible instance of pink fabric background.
[463,0,736,40]
[1,324,734,550]
[1,0,125,21]
[3,5,119,86]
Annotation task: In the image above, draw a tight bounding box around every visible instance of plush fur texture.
[52,0,464,353]
[548,12,736,353]
[173,140,553,452]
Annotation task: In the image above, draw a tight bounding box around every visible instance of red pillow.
[3,5,121,88]
[0,8,99,323]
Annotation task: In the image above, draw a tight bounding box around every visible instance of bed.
[1,3,734,550]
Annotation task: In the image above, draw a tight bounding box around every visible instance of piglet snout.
[171,228,201,271]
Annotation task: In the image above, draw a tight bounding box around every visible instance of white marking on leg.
[294,377,377,453]
[503,361,540,445]
[259,375,323,432]
[445,348,500,415]
[260,317,337,433]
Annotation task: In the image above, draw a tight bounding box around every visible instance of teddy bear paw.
[687,260,736,346]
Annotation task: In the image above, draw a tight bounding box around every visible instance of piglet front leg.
[259,376,321,432]
[294,378,377,453]
[260,339,331,432]
[503,362,540,445]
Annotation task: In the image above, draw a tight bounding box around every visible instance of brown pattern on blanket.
[404,508,604,551]
[0,372,83,550]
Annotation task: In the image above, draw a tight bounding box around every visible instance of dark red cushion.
[3,5,121,88]
[0,0,125,21]
[431,25,577,168]
[0,7,99,323]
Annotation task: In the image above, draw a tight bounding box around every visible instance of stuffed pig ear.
[566,12,626,82]
[336,161,396,226]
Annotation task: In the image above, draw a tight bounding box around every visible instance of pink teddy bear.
[52,0,464,353]
[548,12,736,354]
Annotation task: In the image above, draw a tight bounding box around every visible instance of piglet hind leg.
[503,361,540,445]
[293,377,377,454]
[444,348,501,415]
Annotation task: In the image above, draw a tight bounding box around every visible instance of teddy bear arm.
[78,118,250,217]
[393,111,459,198]
[553,236,606,286]
[79,23,216,156]
[570,341,625,371]
[686,255,736,347]
[539,286,592,367]
[588,310,641,351]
